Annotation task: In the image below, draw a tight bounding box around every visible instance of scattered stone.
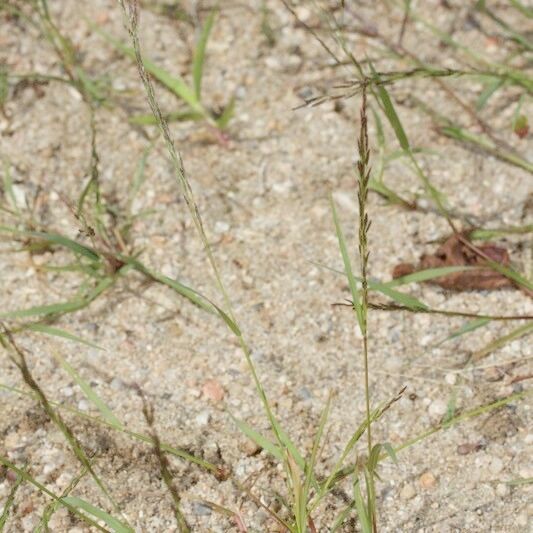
[202,379,225,402]
[419,471,437,489]
[195,411,211,426]
[496,483,509,497]
[400,483,416,500]
[444,373,457,385]
[483,367,504,382]
[428,399,448,418]
[193,502,212,516]
[240,438,261,457]
[457,442,483,455]
[4,432,23,451]
[489,457,504,475]
[214,221,230,234]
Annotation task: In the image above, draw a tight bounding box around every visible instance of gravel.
[0,1,531,531]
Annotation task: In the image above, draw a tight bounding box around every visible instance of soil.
[0,1,531,532]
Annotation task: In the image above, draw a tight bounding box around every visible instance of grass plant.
[0,1,531,531]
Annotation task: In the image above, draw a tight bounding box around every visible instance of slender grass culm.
[355,84,378,533]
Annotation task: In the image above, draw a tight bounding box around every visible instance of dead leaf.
[393,232,514,291]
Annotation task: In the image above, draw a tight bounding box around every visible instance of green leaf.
[472,322,533,362]
[370,63,410,152]
[476,77,505,110]
[27,324,104,350]
[215,96,236,130]
[437,318,491,345]
[0,300,85,319]
[382,442,398,464]
[385,266,473,287]
[231,416,283,461]
[96,28,205,116]
[62,497,133,533]
[353,480,371,533]
[51,351,122,427]
[129,110,204,125]
[330,195,363,331]
[0,226,99,261]
[193,10,216,100]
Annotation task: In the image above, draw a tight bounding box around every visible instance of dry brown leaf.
[393,233,514,291]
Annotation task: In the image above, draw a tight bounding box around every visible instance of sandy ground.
[0,1,532,531]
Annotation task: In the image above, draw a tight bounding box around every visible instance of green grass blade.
[472,322,533,362]
[330,195,363,330]
[27,324,104,350]
[0,300,86,319]
[62,496,132,533]
[476,77,505,110]
[353,480,371,533]
[231,416,283,461]
[385,266,473,287]
[51,351,121,427]
[0,226,99,261]
[193,10,216,100]
[0,458,108,532]
[0,467,24,529]
[126,257,217,315]
[303,395,331,503]
[372,282,427,310]
[312,260,428,311]
[437,318,491,345]
[1,382,219,473]
[96,28,204,116]
[440,125,533,174]
[129,110,204,125]
[215,96,235,130]
[370,64,409,152]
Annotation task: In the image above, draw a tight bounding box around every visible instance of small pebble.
[496,483,509,497]
[419,471,437,489]
[400,483,416,500]
[489,457,504,475]
[445,373,457,385]
[483,367,504,382]
[202,379,225,402]
[195,411,210,426]
[516,512,528,528]
[428,399,448,418]
[239,438,261,457]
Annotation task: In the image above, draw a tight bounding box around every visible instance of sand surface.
[0,1,531,531]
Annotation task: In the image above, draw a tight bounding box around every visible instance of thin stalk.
[117,0,286,463]
[356,85,374,530]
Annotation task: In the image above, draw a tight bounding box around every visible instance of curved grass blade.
[471,322,533,363]
[0,457,109,532]
[437,318,491,346]
[27,323,104,350]
[215,96,236,130]
[385,266,473,287]
[63,496,132,533]
[0,226,99,261]
[0,465,25,529]
[330,195,363,329]
[0,383,220,474]
[51,351,121,427]
[193,10,216,100]
[231,415,283,461]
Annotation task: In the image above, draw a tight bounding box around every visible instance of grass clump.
[0,1,531,531]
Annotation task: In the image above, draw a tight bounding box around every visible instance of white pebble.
[428,399,448,418]
[445,373,457,385]
[195,411,210,426]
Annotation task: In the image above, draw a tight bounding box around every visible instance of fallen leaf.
[393,232,514,291]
